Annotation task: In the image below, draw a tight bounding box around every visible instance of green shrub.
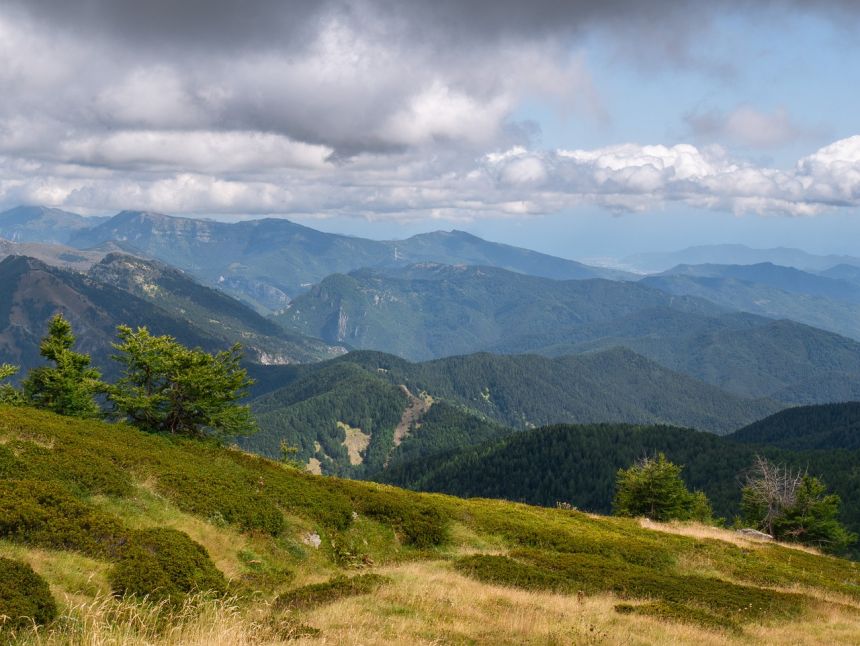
[0,557,58,632]
[109,528,227,605]
[274,574,389,610]
[338,485,449,548]
[0,480,127,558]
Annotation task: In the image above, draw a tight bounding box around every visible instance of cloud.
[2,136,859,219]
[0,2,858,221]
[685,105,814,149]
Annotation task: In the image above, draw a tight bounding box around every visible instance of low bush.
[274,573,389,611]
[109,528,227,605]
[0,557,58,632]
[334,484,449,548]
[0,480,127,558]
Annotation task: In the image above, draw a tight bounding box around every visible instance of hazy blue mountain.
[642,273,860,341]
[728,402,860,450]
[820,264,860,286]
[622,244,860,274]
[0,238,107,271]
[0,206,106,245]
[277,263,860,404]
[276,263,724,360]
[657,263,860,302]
[0,255,343,376]
[68,210,627,312]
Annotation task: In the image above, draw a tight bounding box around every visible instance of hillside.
[658,263,860,301]
[728,402,860,450]
[239,349,780,476]
[0,206,107,245]
[0,255,341,374]
[89,253,345,365]
[2,406,860,644]
[641,272,860,341]
[67,210,624,311]
[276,263,727,360]
[0,239,106,272]
[378,423,860,555]
[277,263,860,404]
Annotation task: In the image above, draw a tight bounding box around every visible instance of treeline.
[1,314,255,439]
[377,423,860,556]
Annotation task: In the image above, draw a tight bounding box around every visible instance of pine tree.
[0,363,23,405]
[23,314,102,418]
[106,326,257,439]
[613,453,713,523]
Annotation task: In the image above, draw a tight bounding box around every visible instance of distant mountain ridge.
[642,265,860,342]
[622,244,860,273]
[0,206,108,245]
[277,263,860,404]
[728,402,860,450]
[65,209,628,311]
[0,254,343,375]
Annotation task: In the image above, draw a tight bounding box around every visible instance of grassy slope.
[377,422,860,555]
[2,407,860,644]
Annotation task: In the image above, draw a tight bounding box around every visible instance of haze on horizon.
[1,1,859,259]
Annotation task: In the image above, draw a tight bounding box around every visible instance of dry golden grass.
[638,518,822,555]
[284,561,860,646]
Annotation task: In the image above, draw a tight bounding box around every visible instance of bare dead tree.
[742,455,807,536]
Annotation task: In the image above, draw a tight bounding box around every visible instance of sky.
[0,1,859,259]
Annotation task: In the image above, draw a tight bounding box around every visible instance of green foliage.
[274,574,389,610]
[0,480,127,558]
[0,363,23,406]
[0,557,58,631]
[331,482,449,548]
[742,466,857,553]
[107,325,257,439]
[23,314,103,418]
[109,528,227,605]
[613,453,713,523]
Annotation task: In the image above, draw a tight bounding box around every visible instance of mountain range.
[0,254,343,375]
[621,244,860,274]
[275,263,860,403]
[63,209,627,312]
[240,348,782,478]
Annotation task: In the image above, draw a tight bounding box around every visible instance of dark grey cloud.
[10,1,859,52]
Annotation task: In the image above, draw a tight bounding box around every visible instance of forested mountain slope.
[728,402,860,450]
[0,255,341,374]
[241,348,781,476]
[68,210,624,312]
[278,263,860,403]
